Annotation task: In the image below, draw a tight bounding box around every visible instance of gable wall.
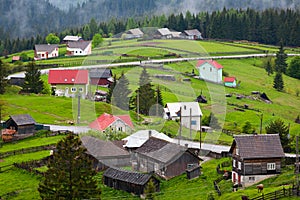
[198,63,222,83]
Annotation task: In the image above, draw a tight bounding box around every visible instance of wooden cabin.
[5,114,36,134]
[230,134,285,186]
[103,167,160,196]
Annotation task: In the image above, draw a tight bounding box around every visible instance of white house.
[197,60,223,84]
[66,41,92,56]
[164,102,202,131]
[34,44,59,60]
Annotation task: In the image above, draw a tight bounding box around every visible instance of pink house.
[197,60,223,83]
[89,113,134,133]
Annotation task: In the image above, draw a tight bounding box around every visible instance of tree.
[264,57,273,76]
[135,68,156,116]
[287,56,300,79]
[92,33,103,48]
[265,118,290,152]
[22,62,44,94]
[202,112,220,129]
[273,72,284,91]
[274,43,288,73]
[106,74,117,104]
[112,72,131,110]
[242,121,255,134]
[46,33,60,44]
[0,60,8,94]
[38,133,101,199]
[144,179,156,200]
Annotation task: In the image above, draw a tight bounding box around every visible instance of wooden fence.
[249,186,298,200]
[0,144,54,159]
[0,164,13,173]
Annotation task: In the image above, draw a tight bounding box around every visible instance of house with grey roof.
[183,29,203,40]
[81,136,130,170]
[134,138,200,179]
[163,102,202,131]
[89,68,113,86]
[5,114,36,134]
[155,28,173,39]
[230,134,285,186]
[34,44,59,60]
[124,28,144,39]
[66,41,92,56]
[103,167,160,196]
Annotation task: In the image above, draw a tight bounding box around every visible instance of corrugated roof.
[184,29,201,36]
[197,60,224,69]
[224,77,236,83]
[157,28,172,36]
[103,167,152,185]
[127,28,144,35]
[81,136,129,159]
[232,134,285,159]
[89,69,112,78]
[48,69,89,84]
[164,102,202,118]
[67,41,91,51]
[9,114,36,126]
[63,35,82,41]
[89,113,133,131]
[35,44,58,52]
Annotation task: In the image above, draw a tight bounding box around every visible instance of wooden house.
[183,29,203,40]
[154,28,173,39]
[89,113,134,133]
[34,44,59,60]
[124,28,144,39]
[224,77,237,88]
[230,134,285,186]
[163,102,202,131]
[89,68,113,86]
[197,60,223,84]
[81,136,130,171]
[103,167,160,196]
[133,137,200,179]
[48,69,89,99]
[5,114,36,134]
[66,41,92,56]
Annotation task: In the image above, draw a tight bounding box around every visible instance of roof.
[184,29,201,36]
[89,113,133,131]
[139,143,189,164]
[9,114,36,126]
[103,167,153,185]
[89,69,112,79]
[164,102,202,118]
[81,136,129,159]
[157,28,172,36]
[48,69,89,85]
[231,134,285,159]
[127,28,144,35]
[35,44,58,52]
[63,35,82,41]
[12,56,20,61]
[122,130,173,148]
[224,77,236,83]
[196,60,224,69]
[135,137,169,153]
[67,41,91,51]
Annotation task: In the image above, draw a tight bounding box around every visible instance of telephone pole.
[77,94,81,124]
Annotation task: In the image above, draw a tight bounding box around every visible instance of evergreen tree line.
[1,8,300,56]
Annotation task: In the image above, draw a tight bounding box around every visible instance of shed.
[103,167,160,196]
[224,77,237,88]
[5,114,36,134]
[89,68,113,86]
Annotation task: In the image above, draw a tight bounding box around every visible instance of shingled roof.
[89,69,112,79]
[81,136,129,159]
[103,167,152,185]
[231,134,285,159]
[67,41,91,50]
[9,114,36,125]
[35,44,58,52]
[135,137,169,153]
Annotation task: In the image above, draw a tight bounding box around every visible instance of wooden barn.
[133,137,201,179]
[103,167,160,196]
[5,114,36,134]
[230,134,285,186]
[89,68,113,86]
[81,136,130,171]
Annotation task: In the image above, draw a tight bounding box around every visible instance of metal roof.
[35,44,58,52]
[9,114,36,126]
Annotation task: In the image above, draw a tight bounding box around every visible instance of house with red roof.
[48,69,89,98]
[196,60,223,83]
[224,77,237,88]
[89,113,134,133]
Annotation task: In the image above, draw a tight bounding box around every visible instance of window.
[79,87,83,92]
[71,87,76,92]
[64,78,67,82]
[71,78,75,82]
[249,177,255,182]
[233,160,236,167]
[236,148,239,155]
[210,67,212,72]
[267,163,276,170]
[238,162,241,170]
[118,127,123,131]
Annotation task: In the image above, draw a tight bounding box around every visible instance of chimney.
[148,130,152,138]
[185,143,188,148]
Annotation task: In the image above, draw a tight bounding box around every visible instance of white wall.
[199,63,222,83]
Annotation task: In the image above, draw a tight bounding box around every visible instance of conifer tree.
[264,58,273,76]
[106,74,117,104]
[274,43,288,73]
[0,60,8,94]
[144,179,156,200]
[155,85,164,116]
[273,72,284,91]
[22,62,44,94]
[112,72,131,110]
[38,133,101,199]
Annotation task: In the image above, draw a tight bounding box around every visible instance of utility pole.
[178,107,182,145]
[296,136,299,186]
[189,108,192,140]
[199,115,202,156]
[77,94,81,124]
[137,90,139,121]
[257,113,263,134]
